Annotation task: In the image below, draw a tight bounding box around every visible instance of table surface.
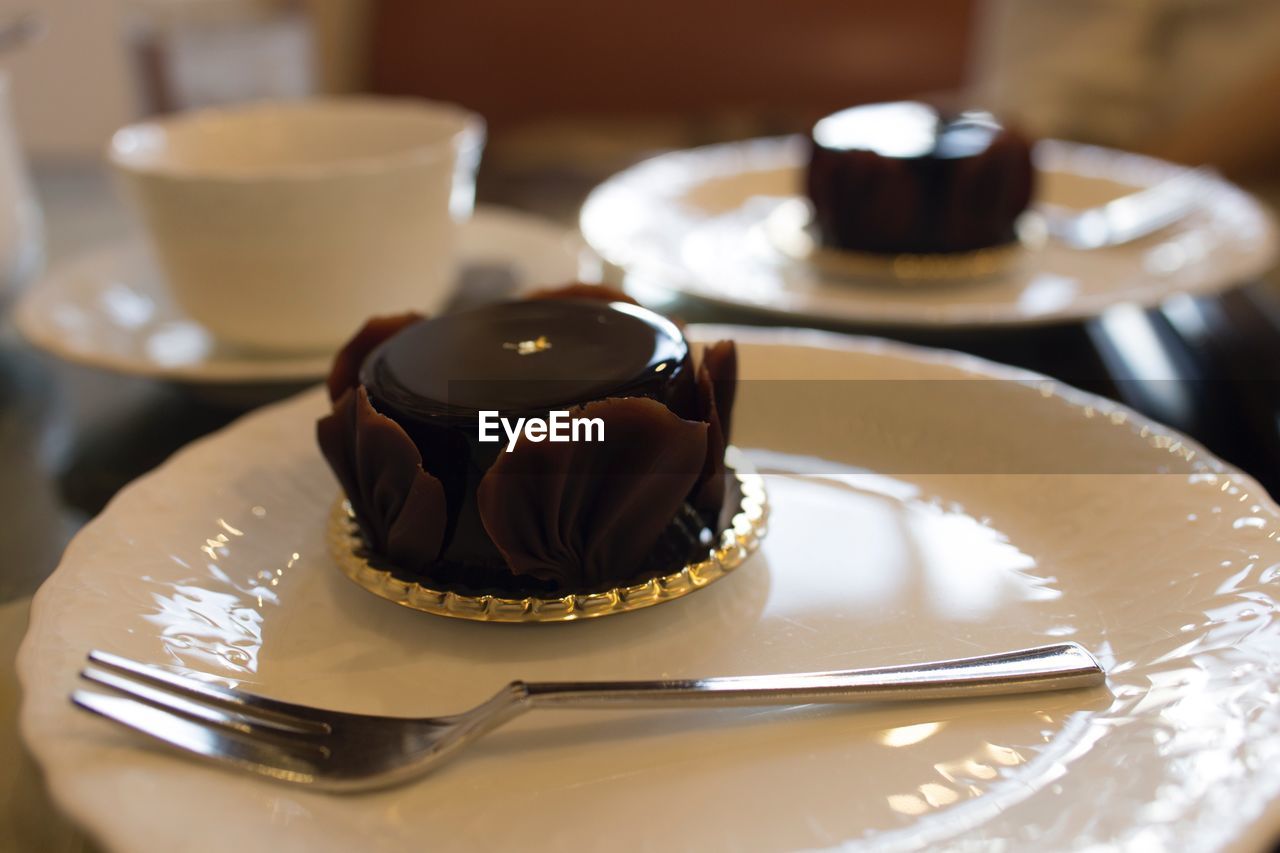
[3,158,1279,853]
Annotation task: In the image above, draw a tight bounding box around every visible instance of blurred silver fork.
[1038,166,1212,250]
[73,643,1104,792]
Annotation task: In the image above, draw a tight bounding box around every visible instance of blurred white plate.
[19,327,1280,851]
[14,206,596,384]
[581,138,1278,328]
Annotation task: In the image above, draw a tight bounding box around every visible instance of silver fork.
[73,643,1104,792]
[1038,166,1212,250]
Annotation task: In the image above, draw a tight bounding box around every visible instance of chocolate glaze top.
[361,299,689,421]
[812,101,1005,160]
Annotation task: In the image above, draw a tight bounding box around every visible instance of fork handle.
[519,643,1103,710]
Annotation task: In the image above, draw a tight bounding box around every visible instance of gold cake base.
[325,447,768,623]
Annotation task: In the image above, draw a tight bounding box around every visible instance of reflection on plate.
[15,206,599,385]
[581,137,1278,328]
[18,327,1280,851]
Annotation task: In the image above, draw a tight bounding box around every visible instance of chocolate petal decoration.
[690,340,738,515]
[317,388,362,521]
[692,362,726,514]
[701,340,737,445]
[326,312,424,402]
[317,386,447,570]
[477,397,707,591]
[525,282,639,306]
[385,472,449,569]
[354,395,427,543]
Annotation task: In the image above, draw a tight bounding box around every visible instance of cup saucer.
[15,206,597,385]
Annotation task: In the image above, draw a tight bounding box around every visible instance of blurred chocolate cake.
[317,285,737,597]
[806,101,1035,255]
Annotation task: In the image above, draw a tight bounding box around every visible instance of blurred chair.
[363,0,976,215]
[366,0,974,128]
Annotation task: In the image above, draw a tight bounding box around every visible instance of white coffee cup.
[109,97,484,353]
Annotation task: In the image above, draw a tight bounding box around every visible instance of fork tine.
[81,665,330,745]
[72,690,325,785]
[86,650,330,734]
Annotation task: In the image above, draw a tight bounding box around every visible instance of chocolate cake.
[317,285,737,597]
[806,101,1035,255]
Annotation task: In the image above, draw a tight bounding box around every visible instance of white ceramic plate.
[14,206,598,384]
[19,327,1280,852]
[581,137,1278,328]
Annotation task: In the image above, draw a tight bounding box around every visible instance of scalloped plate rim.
[16,325,1280,853]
